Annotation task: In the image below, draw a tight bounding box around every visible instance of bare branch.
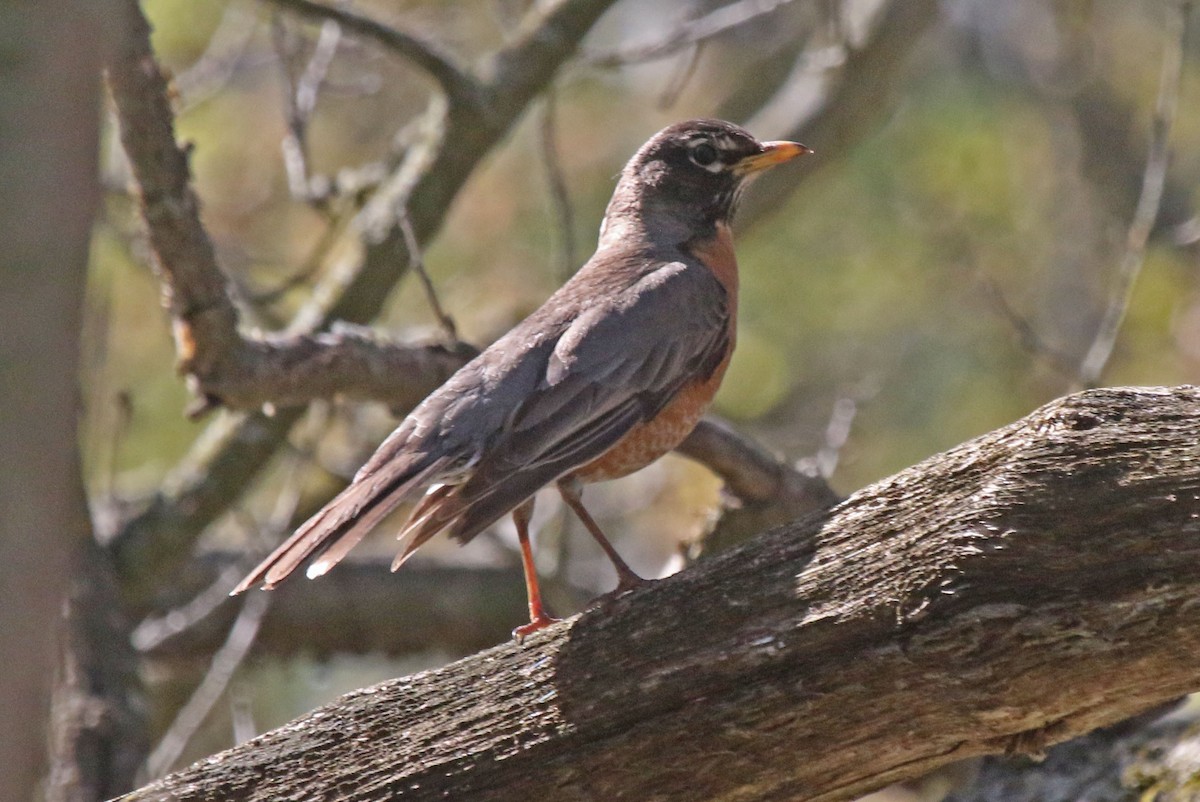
[814,394,859,479]
[585,0,796,67]
[979,275,1077,378]
[108,409,303,609]
[119,386,1200,802]
[681,416,839,556]
[131,561,245,653]
[398,210,458,341]
[195,329,474,413]
[737,0,941,230]
[133,450,312,653]
[680,417,835,507]
[141,592,269,780]
[1076,1,1191,388]
[106,0,622,605]
[107,0,465,417]
[482,0,622,123]
[106,0,243,385]
[537,90,578,281]
[263,0,484,114]
[174,4,261,108]
[144,556,529,661]
[273,15,341,202]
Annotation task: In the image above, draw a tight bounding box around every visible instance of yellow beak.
[734,141,812,175]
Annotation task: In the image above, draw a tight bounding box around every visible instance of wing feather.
[410,261,731,544]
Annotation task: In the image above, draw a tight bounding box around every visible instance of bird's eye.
[689,143,719,168]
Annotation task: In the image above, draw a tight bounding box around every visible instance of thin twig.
[1077,1,1191,388]
[241,213,348,312]
[585,0,795,67]
[140,446,309,778]
[141,591,270,780]
[398,209,458,341]
[130,562,246,652]
[537,90,577,282]
[132,443,312,652]
[656,40,705,109]
[263,0,483,113]
[979,275,1077,378]
[815,396,858,479]
[273,15,341,203]
[108,0,623,603]
[228,679,258,746]
[175,3,262,109]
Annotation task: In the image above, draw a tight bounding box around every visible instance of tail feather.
[231,456,448,594]
[390,467,558,571]
[390,485,469,571]
[296,470,423,583]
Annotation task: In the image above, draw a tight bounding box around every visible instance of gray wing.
[405,260,733,548]
[236,260,731,589]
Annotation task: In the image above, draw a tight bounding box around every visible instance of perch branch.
[121,386,1200,802]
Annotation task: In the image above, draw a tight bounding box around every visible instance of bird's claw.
[512,613,561,644]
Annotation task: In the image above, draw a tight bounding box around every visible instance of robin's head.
[604,119,810,244]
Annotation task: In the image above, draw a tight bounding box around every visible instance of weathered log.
[121,386,1200,802]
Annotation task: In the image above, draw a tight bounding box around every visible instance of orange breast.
[571,352,732,483]
[571,223,739,484]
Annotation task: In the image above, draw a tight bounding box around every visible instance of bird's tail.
[231,455,449,594]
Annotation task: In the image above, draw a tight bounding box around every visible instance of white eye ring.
[689,142,724,173]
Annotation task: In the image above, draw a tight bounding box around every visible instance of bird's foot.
[615,571,647,594]
[512,613,561,644]
[586,574,651,611]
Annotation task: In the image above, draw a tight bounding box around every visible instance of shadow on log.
[120,386,1200,802]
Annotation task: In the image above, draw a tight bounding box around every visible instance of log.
[121,386,1200,802]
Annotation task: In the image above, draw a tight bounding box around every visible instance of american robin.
[233,119,809,639]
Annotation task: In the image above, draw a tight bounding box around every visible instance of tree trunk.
[117,385,1200,801]
[46,542,147,802]
[0,2,113,799]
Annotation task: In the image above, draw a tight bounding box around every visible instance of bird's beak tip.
[736,140,812,174]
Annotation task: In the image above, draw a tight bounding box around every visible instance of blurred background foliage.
[83,0,1198,780]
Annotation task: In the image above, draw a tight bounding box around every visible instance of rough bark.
[120,385,1200,802]
[942,702,1200,802]
[46,542,148,802]
[0,1,113,799]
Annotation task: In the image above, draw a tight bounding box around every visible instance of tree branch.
[142,557,529,661]
[119,386,1200,802]
[585,0,797,68]
[106,0,242,386]
[105,0,621,603]
[263,0,485,115]
[680,416,839,554]
[1076,0,1191,388]
[737,0,942,229]
[945,704,1196,802]
[194,329,474,412]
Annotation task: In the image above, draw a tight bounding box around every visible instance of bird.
[233,119,809,640]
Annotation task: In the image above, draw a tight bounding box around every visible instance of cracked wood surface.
[121,386,1200,801]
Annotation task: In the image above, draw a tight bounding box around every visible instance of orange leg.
[511,498,561,642]
[557,479,645,592]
